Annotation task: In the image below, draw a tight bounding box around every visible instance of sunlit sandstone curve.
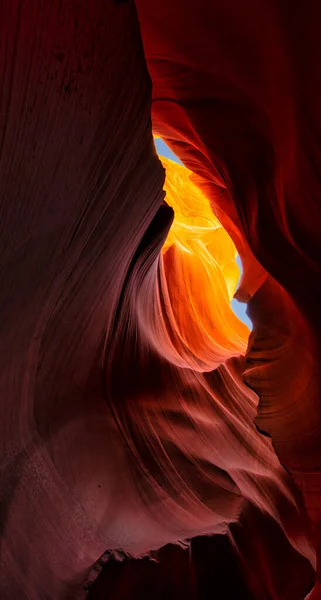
[159,155,249,369]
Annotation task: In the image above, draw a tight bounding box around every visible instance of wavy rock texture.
[0,1,320,599]
[135,1,321,597]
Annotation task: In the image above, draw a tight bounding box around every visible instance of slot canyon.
[1,1,321,598]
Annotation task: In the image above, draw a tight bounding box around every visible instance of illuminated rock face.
[0,1,320,599]
[160,156,249,369]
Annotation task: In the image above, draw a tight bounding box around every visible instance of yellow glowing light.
[159,154,249,368]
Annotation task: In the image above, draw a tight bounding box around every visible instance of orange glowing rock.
[159,155,249,369]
